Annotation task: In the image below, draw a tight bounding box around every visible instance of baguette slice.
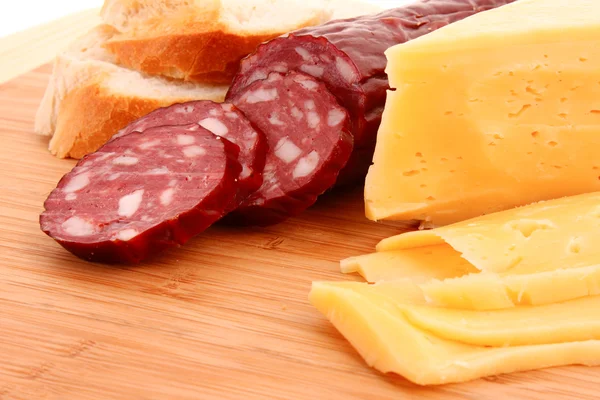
[35,25,228,159]
[100,0,381,84]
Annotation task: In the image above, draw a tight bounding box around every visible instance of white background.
[0,0,407,38]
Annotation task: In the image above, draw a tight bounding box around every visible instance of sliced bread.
[35,24,228,158]
[99,0,380,84]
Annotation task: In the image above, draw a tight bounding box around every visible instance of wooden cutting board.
[1,44,600,400]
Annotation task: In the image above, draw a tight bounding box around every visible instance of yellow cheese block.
[310,281,600,385]
[365,0,600,225]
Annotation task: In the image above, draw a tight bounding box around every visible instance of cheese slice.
[422,265,600,310]
[378,192,600,275]
[310,281,600,385]
[328,280,600,347]
[343,192,600,308]
[341,245,476,283]
[365,0,600,225]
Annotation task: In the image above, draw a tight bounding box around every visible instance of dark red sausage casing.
[227,71,353,226]
[228,0,517,185]
[113,100,267,207]
[40,124,241,263]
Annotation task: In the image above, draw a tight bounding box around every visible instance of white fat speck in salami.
[113,156,139,166]
[240,164,251,179]
[245,88,279,104]
[336,57,357,83]
[40,124,242,263]
[116,228,138,241]
[268,113,285,126]
[138,139,161,150]
[299,64,324,78]
[95,152,115,161]
[64,172,90,193]
[177,135,196,145]
[274,137,302,164]
[183,146,206,158]
[227,71,352,226]
[296,77,319,91]
[327,108,346,127]
[62,217,95,237]
[115,101,266,209]
[149,167,169,175]
[118,189,144,218]
[199,118,229,136]
[107,173,121,181]
[160,188,175,206]
[247,69,268,85]
[272,63,288,73]
[291,107,303,120]
[293,151,320,179]
[295,47,311,61]
[307,112,320,128]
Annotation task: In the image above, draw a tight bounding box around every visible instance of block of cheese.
[310,281,600,385]
[344,192,600,308]
[365,0,600,226]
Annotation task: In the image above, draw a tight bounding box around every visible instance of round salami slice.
[113,101,267,206]
[227,0,516,185]
[227,71,353,226]
[40,124,241,263]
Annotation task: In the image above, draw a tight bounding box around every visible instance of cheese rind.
[366,0,600,225]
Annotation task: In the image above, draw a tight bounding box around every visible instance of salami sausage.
[227,71,353,226]
[40,124,241,263]
[114,101,267,205]
[228,0,516,184]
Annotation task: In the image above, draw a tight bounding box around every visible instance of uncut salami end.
[40,124,241,263]
[227,71,353,226]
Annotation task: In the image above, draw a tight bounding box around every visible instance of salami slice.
[114,101,267,205]
[227,71,353,226]
[40,124,241,263]
[227,0,516,184]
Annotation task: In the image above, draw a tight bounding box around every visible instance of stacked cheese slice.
[312,0,600,385]
[311,192,600,385]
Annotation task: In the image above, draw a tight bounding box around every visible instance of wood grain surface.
[1,65,600,400]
